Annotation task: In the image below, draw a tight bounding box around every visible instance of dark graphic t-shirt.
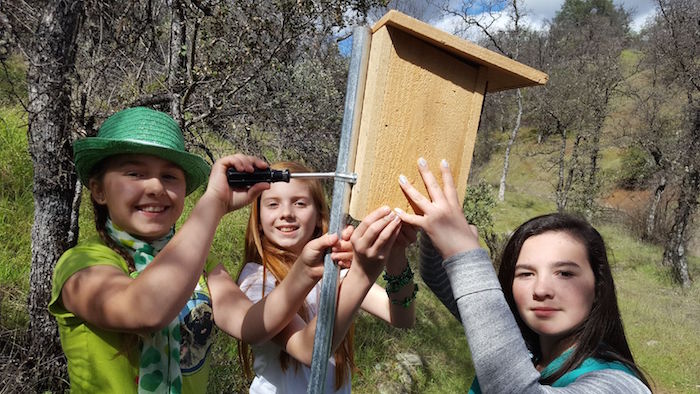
[179,275,214,375]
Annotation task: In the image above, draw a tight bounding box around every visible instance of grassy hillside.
[1,105,698,393]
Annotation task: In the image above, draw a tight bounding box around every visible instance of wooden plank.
[372,10,548,92]
[349,25,480,219]
[455,65,487,199]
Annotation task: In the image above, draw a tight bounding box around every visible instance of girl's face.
[90,154,186,242]
[259,179,320,256]
[512,231,596,344]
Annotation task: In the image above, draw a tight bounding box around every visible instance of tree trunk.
[556,125,567,211]
[168,0,186,123]
[662,107,699,288]
[645,174,666,239]
[662,178,695,287]
[584,108,606,220]
[26,0,83,389]
[563,135,582,211]
[498,88,522,202]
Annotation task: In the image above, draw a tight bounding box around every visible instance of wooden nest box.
[348,11,548,219]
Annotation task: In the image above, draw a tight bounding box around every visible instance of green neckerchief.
[106,219,182,394]
[542,347,634,387]
[468,347,635,393]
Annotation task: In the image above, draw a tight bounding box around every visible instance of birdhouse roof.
[372,10,548,92]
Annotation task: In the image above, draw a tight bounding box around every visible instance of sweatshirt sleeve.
[418,233,461,321]
[428,239,650,394]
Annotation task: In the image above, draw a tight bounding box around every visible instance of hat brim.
[74,138,210,195]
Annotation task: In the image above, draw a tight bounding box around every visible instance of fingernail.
[418,157,427,167]
[441,159,449,168]
[399,174,408,185]
[388,211,396,220]
[394,207,405,215]
[393,214,401,223]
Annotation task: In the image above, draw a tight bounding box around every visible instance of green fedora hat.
[73,107,210,195]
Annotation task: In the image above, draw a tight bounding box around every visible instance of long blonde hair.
[237,161,355,390]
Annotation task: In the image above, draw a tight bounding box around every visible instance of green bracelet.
[390,284,419,308]
[383,264,414,294]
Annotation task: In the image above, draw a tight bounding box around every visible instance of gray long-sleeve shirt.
[419,238,651,393]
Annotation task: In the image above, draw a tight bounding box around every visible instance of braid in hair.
[89,158,135,273]
[88,157,140,358]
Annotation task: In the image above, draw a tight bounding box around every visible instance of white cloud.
[630,7,656,31]
[431,13,466,36]
[429,0,658,34]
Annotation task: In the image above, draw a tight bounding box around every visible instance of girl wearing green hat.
[48,107,346,393]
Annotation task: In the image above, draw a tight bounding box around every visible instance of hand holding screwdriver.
[226,168,290,187]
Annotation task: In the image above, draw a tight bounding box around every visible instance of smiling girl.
[398,158,651,393]
[236,161,417,393]
[49,108,338,393]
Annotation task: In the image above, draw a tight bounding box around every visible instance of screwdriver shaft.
[291,172,357,183]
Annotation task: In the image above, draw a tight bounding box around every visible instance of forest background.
[0,0,698,392]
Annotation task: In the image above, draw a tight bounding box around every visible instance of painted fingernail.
[399,174,408,185]
[418,157,427,167]
[441,159,449,168]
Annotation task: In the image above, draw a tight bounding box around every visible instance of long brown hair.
[236,161,356,390]
[497,213,650,388]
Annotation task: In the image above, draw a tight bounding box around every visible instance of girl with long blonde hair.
[237,161,417,393]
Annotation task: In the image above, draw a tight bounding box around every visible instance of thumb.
[305,233,339,254]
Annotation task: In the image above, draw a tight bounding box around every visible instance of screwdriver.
[227,168,357,187]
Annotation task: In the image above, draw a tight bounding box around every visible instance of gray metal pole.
[307,26,371,394]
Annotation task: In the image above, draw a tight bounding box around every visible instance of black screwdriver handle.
[226,168,291,187]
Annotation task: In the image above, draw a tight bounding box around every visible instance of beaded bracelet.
[383,264,414,294]
[390,284,419,308]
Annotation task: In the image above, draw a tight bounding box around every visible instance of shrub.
[617,147,655,190]
[0,55,28,106]
[463,181,508,262]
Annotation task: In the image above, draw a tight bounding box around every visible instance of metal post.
[307,26,371,394]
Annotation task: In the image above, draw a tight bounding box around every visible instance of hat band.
[119,138,183,151]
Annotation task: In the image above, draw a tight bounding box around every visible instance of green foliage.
[554,0,630,31]
[463,181,511,262]
[0,107,32,294]
[617,146,655,189]
[462,180,496,234]
[0,55,27,106]
[0,107,31,200]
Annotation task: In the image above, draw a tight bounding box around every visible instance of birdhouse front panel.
[349,24,487,218]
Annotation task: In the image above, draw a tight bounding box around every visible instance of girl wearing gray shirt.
[395,158,651,393]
